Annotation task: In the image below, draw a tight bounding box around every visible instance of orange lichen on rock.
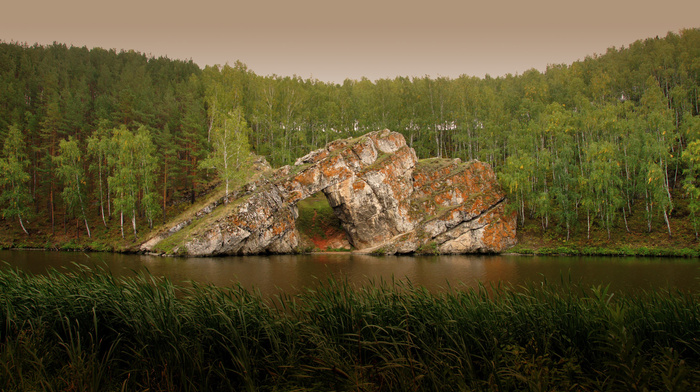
[321,155,352,179]
[293,167,319,187]
[271,218,292,236]
[286,190,304,204]
[480,206,518,252]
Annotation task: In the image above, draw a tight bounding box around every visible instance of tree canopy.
[1,28,699,240]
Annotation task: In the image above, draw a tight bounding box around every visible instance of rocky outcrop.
[141,130,516,256]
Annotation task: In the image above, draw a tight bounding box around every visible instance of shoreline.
[1,244,699,258]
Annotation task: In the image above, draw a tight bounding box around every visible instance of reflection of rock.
[141,129,517,256]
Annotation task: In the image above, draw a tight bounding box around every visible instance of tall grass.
[1,266,698,391]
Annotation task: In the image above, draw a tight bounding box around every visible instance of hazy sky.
[2,0,699,83]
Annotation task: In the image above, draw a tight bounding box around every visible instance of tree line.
[0,42,208,238]
[1,29,699,240]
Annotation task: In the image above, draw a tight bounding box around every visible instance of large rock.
[141,130,516,256]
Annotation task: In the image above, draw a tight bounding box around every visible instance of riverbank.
[2,236,698,258]
[507,209,700,258]
[1,226,699,258]
[1,268,698,391]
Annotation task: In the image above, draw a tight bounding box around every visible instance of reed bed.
[1,266,699,391]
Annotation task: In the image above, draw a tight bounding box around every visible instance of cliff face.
[141,130,516,256]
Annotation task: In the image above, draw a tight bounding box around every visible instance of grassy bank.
[0,179,229,254]
[1,267,698,391]
[510,191,700,257]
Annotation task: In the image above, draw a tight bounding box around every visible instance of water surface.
[2,250,698,295]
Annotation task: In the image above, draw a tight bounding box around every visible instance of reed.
[1,266,698,391]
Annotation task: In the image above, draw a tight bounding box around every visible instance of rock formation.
[141,130,516,256]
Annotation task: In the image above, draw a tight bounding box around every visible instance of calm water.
[1,250,699,295]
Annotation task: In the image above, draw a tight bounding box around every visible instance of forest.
[0,28,699,248]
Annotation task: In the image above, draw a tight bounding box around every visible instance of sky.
[2,0,699,84]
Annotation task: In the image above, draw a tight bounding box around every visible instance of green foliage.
[0,42,205,236]
[296,193,340,240]
[86,241,112,252]
[107,125,159,238]
[416,241,439,255]
[2,29,700,245]
[58,240,85,251]
[199,107,253,199]
[55,136,91,237]
[0,124,33,234]
[1,269,699,391]
[370,246,390,255]
[134,126,159,227]
[108,126,138,238]
[86,120,114,228]
[682,140,700,238]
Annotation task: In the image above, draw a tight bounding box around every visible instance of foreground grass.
[1,267,699,391]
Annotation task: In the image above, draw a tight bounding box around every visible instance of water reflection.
[0,250,698,295]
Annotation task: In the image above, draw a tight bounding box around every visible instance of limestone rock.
[140,130,517,256]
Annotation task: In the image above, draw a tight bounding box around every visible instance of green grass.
[416,240,439,255]
[296,193,336,239]
[149,184,266,255]
[296,192,349,251]
[510,243,700,257]
[511,188,700,258]
[1,266,699,391]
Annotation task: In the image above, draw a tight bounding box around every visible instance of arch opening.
[295,192,352,251]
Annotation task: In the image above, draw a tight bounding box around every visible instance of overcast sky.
[2,0,699,83]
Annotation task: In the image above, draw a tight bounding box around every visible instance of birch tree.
[682,140,700,239]
[0,124,33,234]
[109,126,138,239]
[134,126,159,228]
[200,108,253,201]
[87,121,114,228]
[55,136,91,238]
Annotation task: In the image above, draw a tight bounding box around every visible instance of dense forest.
[1,28,699,246]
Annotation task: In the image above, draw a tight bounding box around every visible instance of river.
[1,249,698,295]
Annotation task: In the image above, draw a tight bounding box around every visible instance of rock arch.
[141,130,517,256]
